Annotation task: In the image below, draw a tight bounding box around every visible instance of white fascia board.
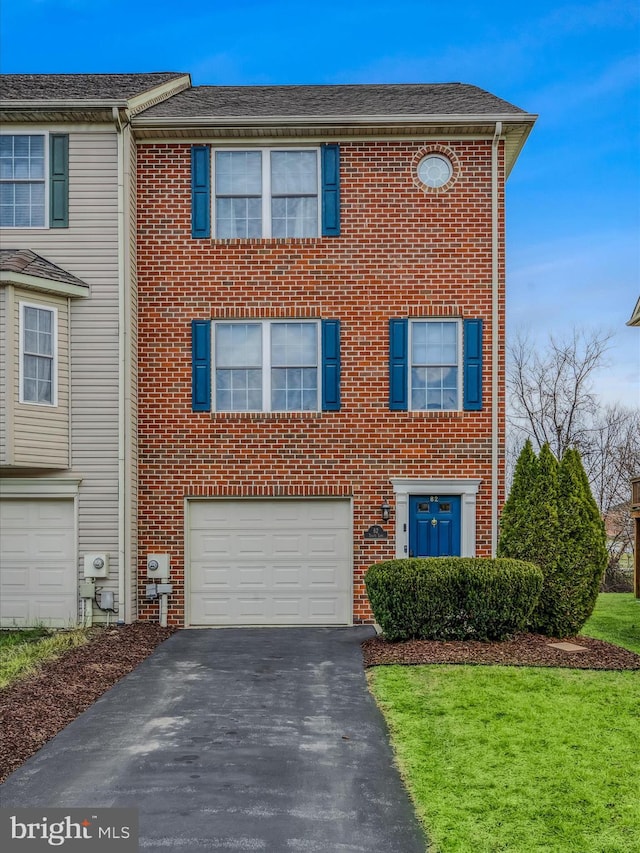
[0,271,90,298]
[127,75,191,115]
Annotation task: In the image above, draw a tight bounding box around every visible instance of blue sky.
[2,0,639,406]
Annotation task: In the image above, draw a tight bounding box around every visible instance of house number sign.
[364,524,388,539]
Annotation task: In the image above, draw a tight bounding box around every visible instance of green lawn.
[0,627,90,689]
[581,592,640,654]
[369,594,640,853]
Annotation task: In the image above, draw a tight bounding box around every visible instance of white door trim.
[390,478,482,558]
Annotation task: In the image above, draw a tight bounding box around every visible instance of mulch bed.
[362,632,640,670]
[0,622,175,784]
[2,623,638,786]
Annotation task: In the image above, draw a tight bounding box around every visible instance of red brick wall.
[136,138,506,625]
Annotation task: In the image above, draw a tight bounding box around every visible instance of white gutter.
[114,106,127,622]
[133,111,537,128]
[491,121,503,555]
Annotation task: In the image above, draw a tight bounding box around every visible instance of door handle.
[431,518,437,526]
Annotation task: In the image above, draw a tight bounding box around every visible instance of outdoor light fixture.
[381,500,391,522]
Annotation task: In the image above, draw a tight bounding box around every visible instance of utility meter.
[147,554,170,580]
[84,554,109,578]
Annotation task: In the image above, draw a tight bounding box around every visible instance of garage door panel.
[307,532,348,555]
[309,598,341,618]
[1,499,76,628]
[308,565,343,586]
[273,566,302,586]
[33,532,74,560]
[190,534,231,561]
[237,535,270,556]
[1,534,29,557]
[189,499,351,626]
[195,565,233,588]
[0,598,29,625]
[272,534,303,556]
[35,566,72,590]
[1,568,29,590]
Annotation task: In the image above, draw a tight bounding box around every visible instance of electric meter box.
[147,554,170,580]
[84,554,109,578]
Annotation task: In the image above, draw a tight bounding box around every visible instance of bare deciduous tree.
[506,327,640,571]
[508,328,612,459]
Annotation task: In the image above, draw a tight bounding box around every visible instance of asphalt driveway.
[0,627,427,852]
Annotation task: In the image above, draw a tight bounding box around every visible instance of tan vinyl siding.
[0,289,7,464]
[12,289,70,467]
[0,129,121,616]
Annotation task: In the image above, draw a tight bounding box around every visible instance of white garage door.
[0,499,77,627]
[188,499,352,626]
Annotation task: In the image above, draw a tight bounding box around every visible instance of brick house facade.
[133,84,535,626]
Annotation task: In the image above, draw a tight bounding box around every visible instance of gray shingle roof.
[138,83,528,119]
[0,73,188,102]
[0,249,88,288]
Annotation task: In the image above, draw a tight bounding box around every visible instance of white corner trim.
[0,477,82,498]
[390,478,482,558]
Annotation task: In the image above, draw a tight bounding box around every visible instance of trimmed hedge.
[364,557,543,642]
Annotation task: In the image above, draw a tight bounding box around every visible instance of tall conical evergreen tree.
[526,442,560,589]
[498,440,539,560]
[546,446,608,635]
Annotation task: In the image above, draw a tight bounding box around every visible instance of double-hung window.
[410,320,461,410]
[0,135,46,228]
[389,317,483,412]
[214,149,319,238]
[20,303,56,405]
[214,320,320,412]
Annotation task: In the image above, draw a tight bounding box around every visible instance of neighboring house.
[132,83,536,626]
[0,73,190,626]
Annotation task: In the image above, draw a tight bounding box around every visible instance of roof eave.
[627,297,640,327]
[133,111,537,127]
[0,98,128,110]
[1,270,90,298]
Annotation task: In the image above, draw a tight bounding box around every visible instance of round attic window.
[417,154,453,189]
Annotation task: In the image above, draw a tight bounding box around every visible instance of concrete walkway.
[1,627,427,852]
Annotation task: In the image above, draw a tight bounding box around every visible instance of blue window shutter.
[192,320,211,411]
[322,320,341,411]
[49,134,69,228]
[321,144,340,236]
[463,319,483,411]
[191,146,211,238]
[389,319,408,410]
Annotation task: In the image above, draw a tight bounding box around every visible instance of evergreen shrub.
[499,442,608,637]
[364,557,543,642]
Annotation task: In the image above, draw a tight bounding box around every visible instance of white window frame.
[409,318,463,412]
[212,147,321,238]
[19,301,58,406]
[212,319,322,412]
[0,131,49,229]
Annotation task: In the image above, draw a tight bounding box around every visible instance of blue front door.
[409,495,461,557]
